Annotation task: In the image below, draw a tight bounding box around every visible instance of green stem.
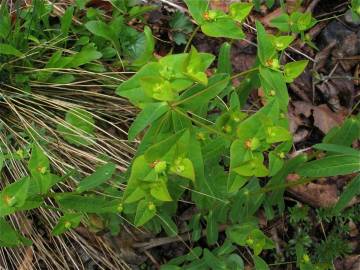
[172,107,234,140]
[172,67,258,107]
[184,25,200,53]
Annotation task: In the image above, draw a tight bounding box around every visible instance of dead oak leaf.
[313,104,346,134]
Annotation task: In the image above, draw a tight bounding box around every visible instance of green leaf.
[124,186,146,204]
[116,62,161,105]
[184,0,209,24]
[259,66,289,110]
[67,44,102,68]
[159,214,178,236]
[271,35,295,51]
[313,143,360,156]
[323,117,360,146]
[229,2,253,22]
[253,255,269,270]
[0,44,23,57]
[203,249,228,269]
[227,223,252,244]
[189,213,202,241]
[180,73,230,110]
[217,42,232,74]
[183,46,215,85]
[150,177,172,201]
[233,157,269,177]
[85,20,116,42]
[0,218,32,247]
[144,129,187,162]
[0,3,11,39]
[256,21,276,66]
[132,26,155,66]
[28,145,49,176]
[60,6,74,36]
[134,200,156,226]
[284,60,309,83]
[297,155,360,177]
[57,108,95,146]
[291,12,316,32]
[206,210,218,245]
[332,175,360,215]
[77,163,116,192]
[128,102,169,141]
[140,77,177,101]
[201,18,245,40]
[56,194,119,213]
[270,13,290,32]
[0,177,30,217]
[170,158,195,181]
[266,126,291,143]
[52,213,83,236]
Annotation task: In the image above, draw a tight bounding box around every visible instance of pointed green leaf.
[132,26,155,66]
[256,21,276,66]
[313,143,360,156]
[297,154,360,177]
[0,44,23,57]
[266,126,291,143]
[144,129,187,162]
[85,20,116,42]
[233,158,269,177]
[77,163,116,192]
[150,178,172,202]
[140,77,177,101]
[229,2,253,22]
[60,6,74,36]
[134,200,156,226]
[52,213,83,236]
[57,108,95,146]
[270,13,290,32]
[253,255,269,270]
[56,194,119,213]
[284,60,309,83]
[170,158,195,181]
[0,218,32,247]
[271,35,295,51]
[184,0,209,24]
[201,19,245,40]
[332,175,360,214]
[217,42,232,74]
[128,102,169,141]
[206,210,218,245]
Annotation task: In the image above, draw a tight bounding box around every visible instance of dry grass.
[0,37,138,270]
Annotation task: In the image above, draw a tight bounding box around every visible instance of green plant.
[1,0,359,269]
[350,0,360,21]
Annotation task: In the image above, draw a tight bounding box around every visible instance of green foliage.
[184,0,252,39]
[351,0,360,21]
[169,11,194,45]
[57,108,95,146]
[1,1,359,269]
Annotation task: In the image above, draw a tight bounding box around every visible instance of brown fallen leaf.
[313,104,346,134]
[287,178,339,208]
[335,255,360,270]
[210,0,230,12]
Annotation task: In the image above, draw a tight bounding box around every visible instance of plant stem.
[172,107,234,140]
[172,67,258,107]
[184,25,200,53]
